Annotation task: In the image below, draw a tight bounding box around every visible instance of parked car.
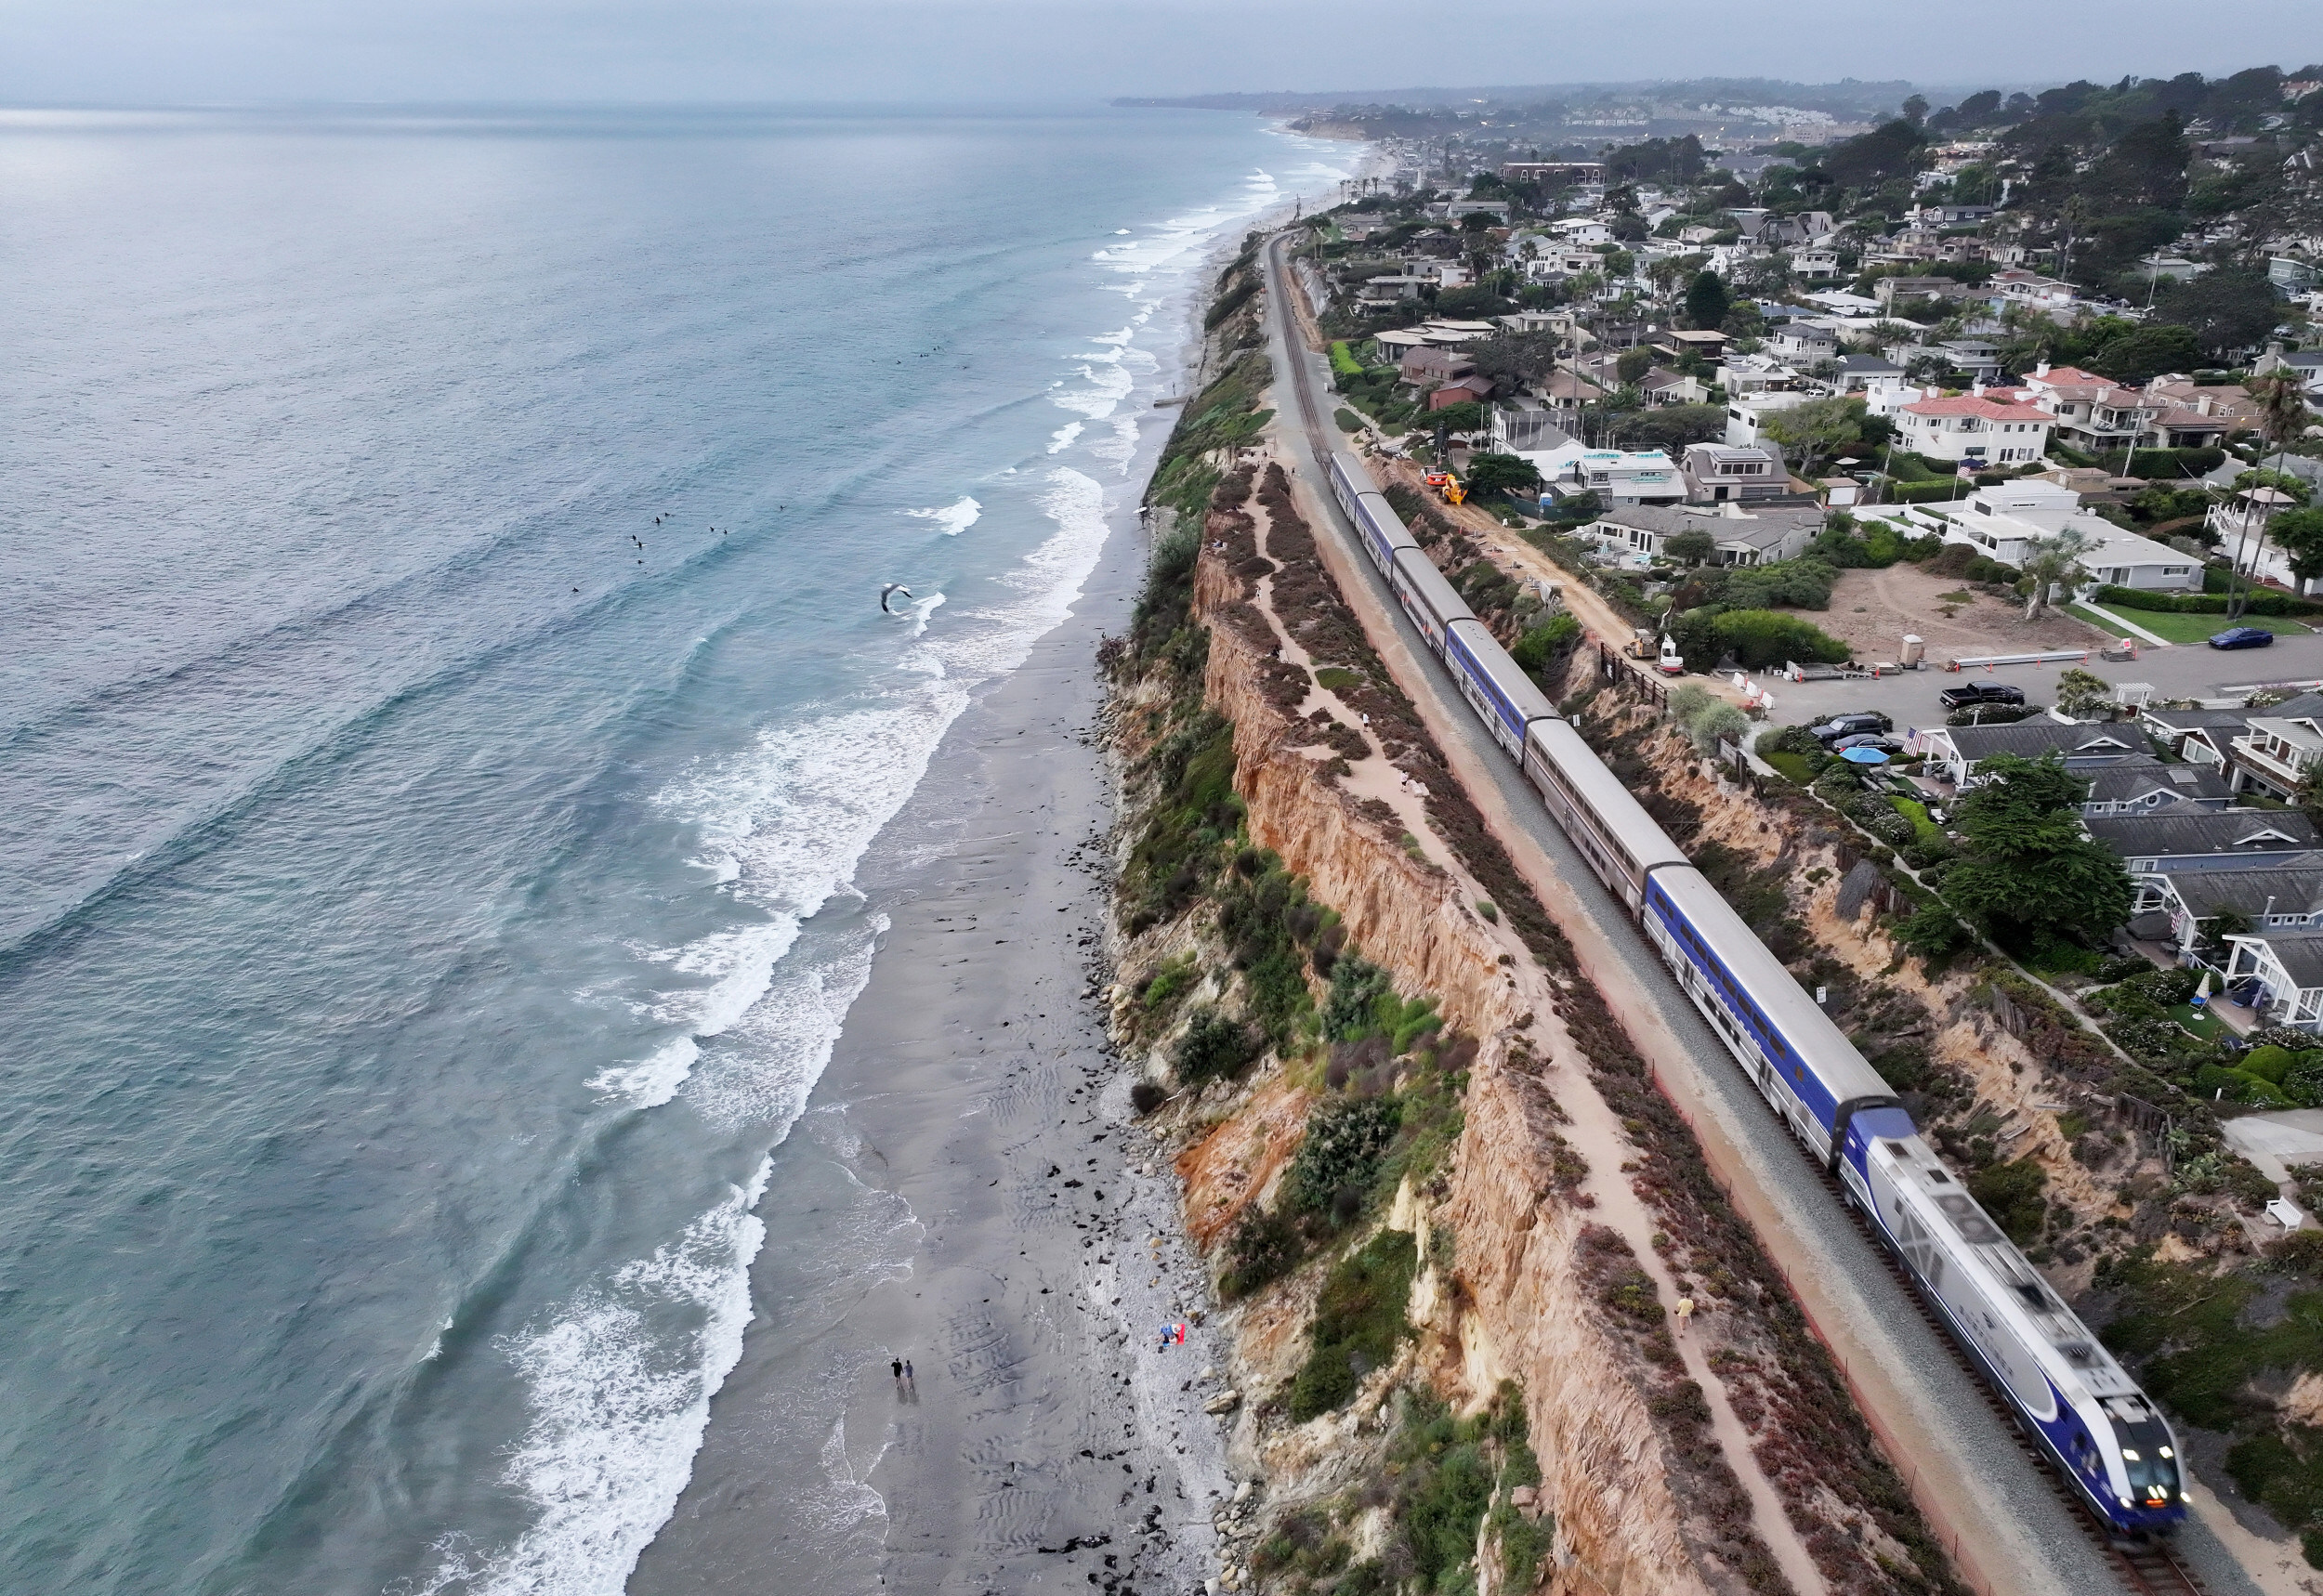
[1937,681,2027,711]
[1831,732,1903,754]
[1811,711,1894,742]
[2209,626,2275,650]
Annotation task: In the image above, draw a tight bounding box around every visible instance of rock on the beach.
[1203,1390,1241,1415]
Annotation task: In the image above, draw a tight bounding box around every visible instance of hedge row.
[2094,584,2323,619]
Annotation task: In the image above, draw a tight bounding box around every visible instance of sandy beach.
[629,515,1242,1596]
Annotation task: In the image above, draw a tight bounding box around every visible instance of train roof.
[1523,720,1689,871]
[1447,617,1557,726]
[1650,866,1892,1104]
[1390,546,1475,630]
[1350,491,1421,552]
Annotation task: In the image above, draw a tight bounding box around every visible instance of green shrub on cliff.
[1288,1228,1416,1420]
[1285,1098,1402,1223]
[1174,1007,1260,1084]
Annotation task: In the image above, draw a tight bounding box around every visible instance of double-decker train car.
[1309,446,2186,1537]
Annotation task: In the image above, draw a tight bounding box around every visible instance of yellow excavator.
[1422,469,1467,505]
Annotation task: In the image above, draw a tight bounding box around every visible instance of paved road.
[1759,628,2323,733]
[1258,232,2266,1596]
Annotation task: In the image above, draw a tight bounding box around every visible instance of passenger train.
[1322,450,2185,1537]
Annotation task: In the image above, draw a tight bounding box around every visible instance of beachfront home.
[2228,713,2323,800]
[2223,931,2323,1032]
[1522,442,1683,506]
[2085,809,2323,875]
[1916,720,2153,788]
[2079,759,2235,816]
[2131,866,2323,967]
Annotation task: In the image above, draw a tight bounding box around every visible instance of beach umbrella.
[2191,970,2211,1010]
[1840,746,1889,765]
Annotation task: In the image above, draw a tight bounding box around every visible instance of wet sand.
[631,517,1237,1596]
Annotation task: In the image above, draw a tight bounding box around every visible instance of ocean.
[0,104,1354,1596]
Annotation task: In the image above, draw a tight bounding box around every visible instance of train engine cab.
[1860,1134,2186,1537]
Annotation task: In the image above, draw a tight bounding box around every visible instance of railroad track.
[1257,231,2213,1596]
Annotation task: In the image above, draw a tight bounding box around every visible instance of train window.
[1883,1142,1910,1158]
[2015,1281,2054,1313]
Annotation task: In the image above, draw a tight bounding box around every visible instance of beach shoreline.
[629,157,1364,1596]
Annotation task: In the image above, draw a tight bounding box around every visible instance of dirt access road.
[1259,230,2225,1596]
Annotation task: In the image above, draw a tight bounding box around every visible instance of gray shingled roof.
[2166,869,2323,921]
[2086,809,2323,856]
[2249,931,2323,989]
[2142,707,2251,734]
[1945,722,2152,762]
[2082,761,2232,805]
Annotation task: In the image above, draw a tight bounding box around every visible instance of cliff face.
[1180,535,1722,1595]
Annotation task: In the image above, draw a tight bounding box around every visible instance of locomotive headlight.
[2159,1447,2174,1459]
[2119,1497,2133,1508]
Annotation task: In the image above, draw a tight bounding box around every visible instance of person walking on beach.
[903,1359,914,1391]
[891,1357,903,1389]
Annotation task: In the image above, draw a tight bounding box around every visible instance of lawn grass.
[2171,1002,2226,1040]
[1765,751,1816,784]
[1890,795,1948,849]
[2075,603,2311,645]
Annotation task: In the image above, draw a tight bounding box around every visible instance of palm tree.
[2019,527,2094,621]
[2225,373,2313,618]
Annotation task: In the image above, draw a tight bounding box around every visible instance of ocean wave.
[902,495,980,536]
[1045,421,1083,453]
[410,1162,770,1596]
[683,920,883,1133]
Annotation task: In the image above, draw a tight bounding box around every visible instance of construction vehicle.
[1422,469,1467,505]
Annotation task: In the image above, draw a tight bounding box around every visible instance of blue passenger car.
[1444,619,1554,757]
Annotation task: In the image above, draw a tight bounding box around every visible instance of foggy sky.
[2,0,2317,107]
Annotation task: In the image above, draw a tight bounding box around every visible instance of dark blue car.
[2208,625,2275,650]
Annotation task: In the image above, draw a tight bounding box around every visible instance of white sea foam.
[413,1162,770,1596]
[903,495,981,536]
[1046,421,1083,453]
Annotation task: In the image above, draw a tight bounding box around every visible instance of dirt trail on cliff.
[1229,475,1832,1596]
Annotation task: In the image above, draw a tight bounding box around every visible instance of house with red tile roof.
[1895,391,2054,464]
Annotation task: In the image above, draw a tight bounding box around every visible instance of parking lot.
[1756,629,2323,733]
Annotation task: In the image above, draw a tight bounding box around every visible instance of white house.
[1592,504,1822,566]
[1521,443,1684,506]
[1552,216,1615,245]
[1870,481,2200,593]
[2224,932,2323,1032]
[1894,393,2054,465]
[1987,268,2078,311]
[1768,323,1840,365]
[1792,247,1843,279]
[1725,390,1811,448]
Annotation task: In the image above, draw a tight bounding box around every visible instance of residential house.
[1682,442,1791,504]
[1988,268,2079,311]
[1832,352,1906,393]
[2224,931,2323,1032]
[2138,706,2254,770]
[1592,504,1821,566]
[1521,443,1684,506]
[1639,367,1704,407]
[2130,865,2323,966]
[1768,323,1840,366]
[1398,347,1476,386]
[1938,340,2005,382]
[2085,809,2323,874]
[1726,390,1812,449]
[1428,374,1495,411]
[1532,370,1608,411]
[1894,393,2054,465]
[2080,758,2235,816]
[1499,160,1606,184]
[1792,248,1843,279]
[2251,346,2323,397]
[2146,380,2264,431]
[1915,720,2153,788]
[1552,216,1616,245]
[1652,329,1730,365]
[2209,486,2316,595]
[2228,712,2323,800]
[1875,275,1967,307]
[1719,353,1807,397]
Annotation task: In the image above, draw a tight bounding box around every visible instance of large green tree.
[1943,752,2133,947]
[1759,396,1871,477]
[1463,451,1543,498]
[2156,267,2284,357]
[1684,269,1729,332]
[2091,323,2202,386]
